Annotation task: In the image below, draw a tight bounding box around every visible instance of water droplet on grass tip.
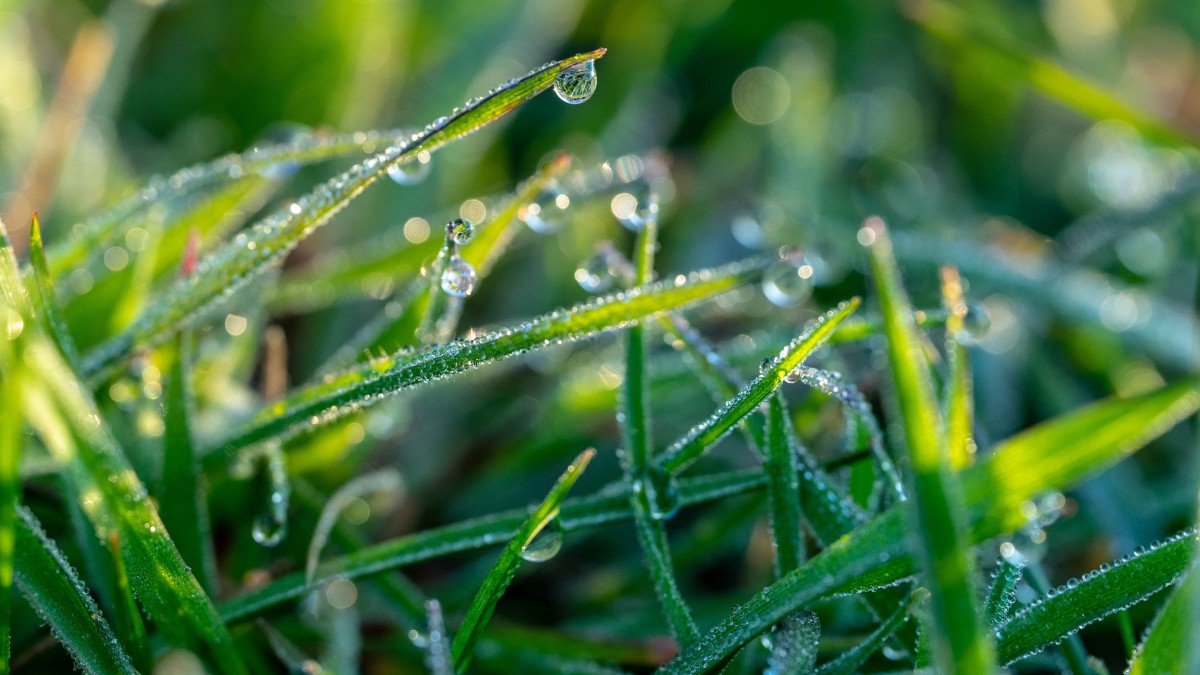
[521,518,564,562]
[440,255,477,297]
[553,60,598,104]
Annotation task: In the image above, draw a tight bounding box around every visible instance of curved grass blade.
[864,217,993,673]
[996,528,1197,665]
[817,591,921,675]
[258,619,325,674]
[80,49,606,378]
[27,216,79,369]
[13,507,136,674]
[620,214,698,647]
[47,128,408,276]
[450,448,594,673]
[657,297,861,475]
[1128,555,1200,675]
[764,394,803,576]
[218,469,765,623]
[205,257,767,457]
[19,338,246,674]
[306,468,405,584]
[658,380,1200,673]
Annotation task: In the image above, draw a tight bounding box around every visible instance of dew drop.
[762,258,814,307]
[521,518,564,563]
[387,157,431,186]
[251,514,286,547]
[575,252,616,293]
[520,187,570,234]
[448,218,475,245]
[644,467,682,521]
[553,60,598,104]
[440,255,477,298]
[963,302,991,340]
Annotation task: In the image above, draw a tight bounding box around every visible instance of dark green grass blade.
[80,49,606,377]
[766,611,819,673]
[984,559,1023,629]
[996,528,1196,665]
[1128,554,1200,675]
[104,533,150,673]
[657,297,861,475]
[13,507,136,674]
[818,592,920,675]
[658,380,1200,673]
[765,394,803,576]
[621,216,698,647]
[27,216,79,369]
[160,335,218,594]
[864,218,993,673]
[20,338,245,674]
[205,257,767,457]
[450,449,594,673]
[218,469,764,622]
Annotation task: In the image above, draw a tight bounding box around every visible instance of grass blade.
[817,591,920,675]
[0,343,19,675]
[80,49,606,377]
[863,217,993,673]
[19,337,245,674]
[218,469,765,623]
[13,507,136,674]
[657,297,861,475]
[658,379,1200,673]
[984,559,1023,629]
[620,214,699,646]
[940,266,974,469]
[26,215,79,368]
[205,257,767,456]
[104,533,150,673]
[997,528,1197,665]
[764,394,803,575]
[450,448,595,672]
[1128,554,1200,675]
[765,611,819,674]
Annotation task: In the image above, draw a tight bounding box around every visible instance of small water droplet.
[251,514,286,547]
[520,187,570,234]
[440,255,477,298]
[575,252,616,293]
[644,467,681,521]
[553,60,597,104]
[387,157,430,185]
[448,218,475,245]
[762,258,814,307]
[521,518,564,562]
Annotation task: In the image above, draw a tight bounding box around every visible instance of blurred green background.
[3,0,1199,672]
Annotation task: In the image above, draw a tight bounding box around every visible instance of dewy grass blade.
[765,611,820,674]
[13,507,136,674]
[997,528,1197,666]
[80,49,606,378]
[27,215,80,369]
[104,533,150,673]
[940,266,974,470]
[817,590,922,675]
[0,341,18,675]
[218,469,765,622]
[658,380,1200,673]
[984,559,1023,629]
[657,297,861,475]
[1127,553,1200,675]
[19,337,246,674]
[863,217,994,674]
[450,449,595,673]
[765,394,803,576]
[620,214,699,647]
[205,257,767,458]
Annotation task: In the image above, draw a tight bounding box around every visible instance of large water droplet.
[553,60,597,104]
[440,255,477,298]
[575,252,616,293]
[520,187,570,234]
[251,514,286,547]
[448,218,475,245]
[611,190,658,231]
[521,518,564,562]
[644,467,682,521]
[762,257,814,307]
[387,156,431,186]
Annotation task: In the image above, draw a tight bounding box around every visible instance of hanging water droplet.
[644,467,682,521]
[762,256,815,307]
[249,444,290,548]
[520,187,570,234]
[521,518,564,563]
[963,302,991,340]
[387,155,431,186]
[553,60,598,104]
[251,514,286,547]
[440,255,477,298]
[447,218,475,245]
[575,252,616,293]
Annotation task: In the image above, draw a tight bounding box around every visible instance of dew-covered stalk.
[764,394,804,575]
[104,533,150,673]
[817,591,923,675]
[619,212,699,646]
[764,610,819,674]
[983,558,1023,630]
[416,219,477,345]
[862,216,994,674]
[27,215,80,370]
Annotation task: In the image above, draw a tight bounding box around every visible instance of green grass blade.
[765,611,819,674]
[621,215,699,647]
[764,394,803,576]
[450,448,595,673]
[80,49,606,377]
[1128,554,1200,675]
[657,296,861,475]
[160,334,218,594]
[658,380,1200,673]
[218,469,765,623]
[27,216,79,369]
[0,344,19,675]
[13,507,136,674]
[817,591,920,675]
[984,559,1023,629]
[996,528,1197,665]
[104,533,150,673]
[205,257,767,457]
[940,266,974,469]
[19,338,246,674]
[864,217,993,673]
